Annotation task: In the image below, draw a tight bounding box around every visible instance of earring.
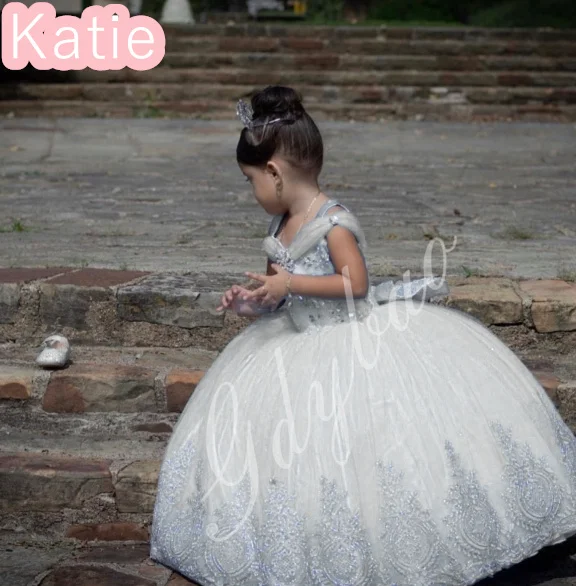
[276,181,283,199]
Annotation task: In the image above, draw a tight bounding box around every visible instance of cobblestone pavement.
[0,119,575,279]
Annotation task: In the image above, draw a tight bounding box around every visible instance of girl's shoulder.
[317,199,350,218]
[321,201,366,248]
[266,199,355,238]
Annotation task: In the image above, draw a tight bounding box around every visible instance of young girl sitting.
[150,85,576,586]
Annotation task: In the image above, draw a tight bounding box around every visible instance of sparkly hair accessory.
[236,99,283,130]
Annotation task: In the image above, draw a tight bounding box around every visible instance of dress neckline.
[273,198,334,250]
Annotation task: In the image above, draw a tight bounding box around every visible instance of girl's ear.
[266,160,282,181]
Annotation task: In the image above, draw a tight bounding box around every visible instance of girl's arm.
[265,259,288,309]
[243,208,369,304]
[286,207,369,299]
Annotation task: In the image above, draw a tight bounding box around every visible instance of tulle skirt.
[150,300,576,586]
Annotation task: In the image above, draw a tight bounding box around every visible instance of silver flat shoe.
[36,335,70,368]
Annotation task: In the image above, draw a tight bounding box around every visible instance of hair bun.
[251,86,304,121]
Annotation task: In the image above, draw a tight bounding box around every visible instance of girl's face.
[239,162,283,215]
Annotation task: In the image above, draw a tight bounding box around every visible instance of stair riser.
[0,280,248,352]
[4,84,576,106]
[161,24,576,42]
[0,362,204,415]
[158,52,576,72]
[52,69,576,88]
[3,25,575,122]
[165,37,576,57]
[0,453,156,542]
[2,100,576,121]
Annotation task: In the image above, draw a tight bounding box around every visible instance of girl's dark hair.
[236,86,324,175]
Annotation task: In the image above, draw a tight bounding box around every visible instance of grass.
[249,230,268,239]
[0,218,30,233]
[461,265,482,278]
[558,267,576,283]
[176,232,198,244]
[133,93,167,119]
[423,227,441,241]
[134,105,166,119]
[492,226,536,241]
[70,258,90,268]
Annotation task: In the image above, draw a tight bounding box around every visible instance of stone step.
[4,541,576,586]
[0,364,574,542]
[0,357,573,524]
[0,357,207,415]
[1,271,575,549]
[0,542,200,586]
[0,267,247,349]
[2,99,576,122]
[0,449,161,538]
[164,38,576,58]
[158,52,576,72]
[4,24,575,123]
[1,344,574,422]
[5,82,576,106]
[161,23,576,42]
[0,408,175,458]
[0,353,573,423]
[63,67,576,88]
[2,269,576,345]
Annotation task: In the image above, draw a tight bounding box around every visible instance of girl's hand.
[242,263,291,306]
[216,285,251,312]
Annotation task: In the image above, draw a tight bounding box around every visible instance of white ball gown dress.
[150,199,576,586]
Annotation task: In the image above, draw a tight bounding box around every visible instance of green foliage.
[367,0,576,27]
[368,0,457,22]
[308,0,345,21]
[140,0,165,20]
[139,0,576,27]
[469,0,576,27]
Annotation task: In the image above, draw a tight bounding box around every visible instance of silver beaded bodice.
[263,200,375,333]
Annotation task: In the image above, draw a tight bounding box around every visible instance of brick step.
[1,352,573,421]
[0,407,174,459]
[1,344,572,419]
[0,542,200,586]
[2,99,576,122]
[1,339,575,416]
[0,542,199,586]
[0,356,207,415]
[0,449,162,538]
[156,52,576,72]
[165,36,576,58]
[161,23,576,42]
[65,67,576,87]
[5,83,575,106]
[0,354,574,543]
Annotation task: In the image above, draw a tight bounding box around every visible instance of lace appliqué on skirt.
[150,421,576,586]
